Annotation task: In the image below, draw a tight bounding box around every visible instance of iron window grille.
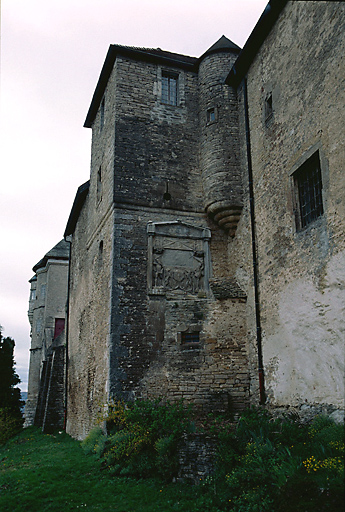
[293,151,323,230]
[162,71,178,106]
[181,332,200,344]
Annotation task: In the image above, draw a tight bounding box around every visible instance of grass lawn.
[0,427,210,512]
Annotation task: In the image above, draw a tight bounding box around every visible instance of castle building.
[27,1,345,438]
[25,240,69,431]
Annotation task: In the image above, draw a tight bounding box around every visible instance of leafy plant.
[0,327,24,444]
[99,398,192,480]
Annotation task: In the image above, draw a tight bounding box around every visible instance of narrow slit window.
[97,166,102,203]
[100,97,105,131]
[207,107,216,123]
[265,93,273,122]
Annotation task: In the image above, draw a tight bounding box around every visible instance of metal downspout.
[242,77,266,405]
[63,235,72,429]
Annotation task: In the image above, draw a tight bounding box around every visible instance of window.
[100,97,105,131]
[265,93,273,122]
[181,332,200,344]
[54,318,65,339]
[207,107,216,124]
[97,166,102,203]
[293,151,323,230]
[162,71,178,106]
[98,240,104,266]
[40,284,46,299]
[36,318,42,334]
[30,289,36,301]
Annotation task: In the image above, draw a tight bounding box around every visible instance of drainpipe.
[63,235,72,429]
[242,77,266,405]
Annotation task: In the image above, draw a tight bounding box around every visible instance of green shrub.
[209,409,345,511]
[0,407,23,444]
[81,426,106,456]
[99,398,192,480]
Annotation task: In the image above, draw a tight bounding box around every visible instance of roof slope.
[84,45,198,128]
[64,180,90,237]
[226,0,288,88]
[33,239,70,272]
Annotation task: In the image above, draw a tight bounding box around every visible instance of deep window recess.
[97,166,102,203]
[162,72,178,106]
[181,332,200,344]
[207,107,216,123]
[293,151,323,229]
[98,240,104,266]
[265,93,273,122]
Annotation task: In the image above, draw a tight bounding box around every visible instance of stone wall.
[66,45,252,437]
[239,1,345,408]
[25,242,69,428]
[66,192,113,439]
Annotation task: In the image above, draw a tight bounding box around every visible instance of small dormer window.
[162,71,178,106]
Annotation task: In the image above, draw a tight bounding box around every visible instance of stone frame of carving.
[147,220,211,296]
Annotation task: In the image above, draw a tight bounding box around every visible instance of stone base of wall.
[267,403,345,425]
[177,433,217,484]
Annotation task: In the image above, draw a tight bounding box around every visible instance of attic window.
[162,71,178,106]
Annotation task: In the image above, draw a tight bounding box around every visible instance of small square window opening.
[207,108,216,123]
[162,72,178,106]
[181,332,200,344]
[293,151,323,230]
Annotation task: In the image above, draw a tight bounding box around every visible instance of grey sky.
[0,0,268,391]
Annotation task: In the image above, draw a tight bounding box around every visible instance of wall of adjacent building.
[238,1,345,409]
[25,258,69,427]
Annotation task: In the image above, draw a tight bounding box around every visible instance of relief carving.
[147,221,211,295]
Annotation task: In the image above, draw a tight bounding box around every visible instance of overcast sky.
[0,0,268,391]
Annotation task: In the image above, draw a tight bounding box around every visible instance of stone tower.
[199,36,242,236]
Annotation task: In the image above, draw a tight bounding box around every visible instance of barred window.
[293,151,323,230]
[181,332,199,344]
[162,71,178,106]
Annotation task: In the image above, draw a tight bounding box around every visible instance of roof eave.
[84,45,198,128]
[64,181,90,237]
[226,0,288,88]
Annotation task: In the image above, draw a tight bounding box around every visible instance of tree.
[0,326,24,443]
